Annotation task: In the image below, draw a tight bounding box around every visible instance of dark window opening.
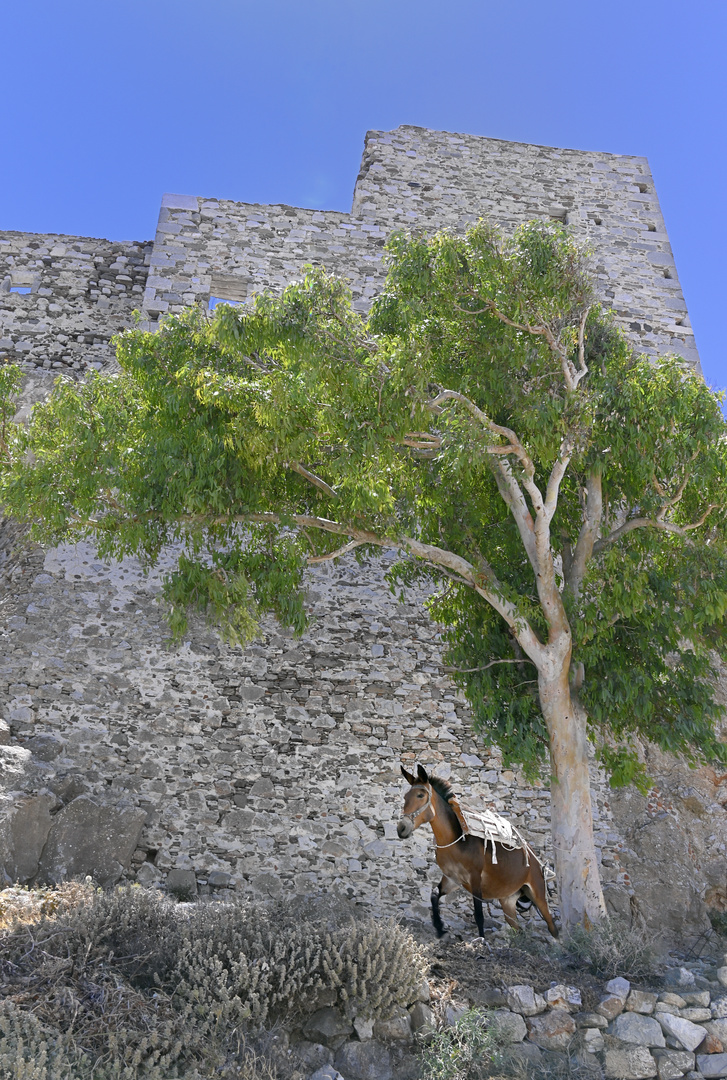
[637,183,648,193]
[663,269,672,279]
[648,224,657,232]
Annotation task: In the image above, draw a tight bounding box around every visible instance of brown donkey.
[397,764,558,939]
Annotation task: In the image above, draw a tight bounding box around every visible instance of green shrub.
[0,883,426,1079]
[422,1009,498,1080]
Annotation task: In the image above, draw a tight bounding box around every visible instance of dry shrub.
[563,916,657,980]
[0,883,426,1079]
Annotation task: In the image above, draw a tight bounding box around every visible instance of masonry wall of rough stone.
[0,231,152,373]
[0,125,718,942]
[142,125,699,370]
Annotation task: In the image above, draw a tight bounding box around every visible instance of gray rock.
[304,1009,354,1051]
[499,1043,543,1071]
[665,969,697,990]
[712,1000,727,1021]
[656,1059,688,1080]
[0,791,54,882]
[353,1016,374,1040]
[657,1014,708,1053]
[506,984,547,1016]
[578,1013,609,1029]
[697,1054,727,1078]
[444,1003,469,1027]
[165,868,197,898]
[489,1009,527,1044]
[605,1044,658,1079]
[607,977,632,1001]
[613,1012,667,1048]
[718,970,727,991]
[36,795,145,886]
[704,1020,727,1044]
[583,1028,606,1053]
[653,1050,696,1078]
[408,1003,434,1036]
[293,1041,334,1074]
[23,735,64,762]
[599,994,627,1021]
[334,1040,392,1080]
[627,991,659,1015]
[682,1008,712,1023]
[373,1007,411,1042]
[683,993,712,1008]
[661,995,689,1010]
[0,719,10,746]
[547,985,582,1011]
[310,1069,344,1080]
[135,861,162,886]
[526,1008,577,1051]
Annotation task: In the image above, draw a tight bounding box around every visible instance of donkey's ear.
[417,764,429,784]
[400,765,417,786]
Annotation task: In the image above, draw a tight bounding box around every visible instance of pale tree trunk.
[539,663,606,929]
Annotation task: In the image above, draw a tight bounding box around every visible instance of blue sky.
[3,0,725,394]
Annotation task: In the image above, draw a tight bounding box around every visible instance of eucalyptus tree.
[3,221,726,928]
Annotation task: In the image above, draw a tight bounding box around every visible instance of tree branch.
[592,503,721,553]
[565,471,602,601]
[287,461,337,499]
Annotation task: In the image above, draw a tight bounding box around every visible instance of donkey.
[397,764,558,938]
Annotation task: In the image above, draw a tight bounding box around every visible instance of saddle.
[448,796,531,865]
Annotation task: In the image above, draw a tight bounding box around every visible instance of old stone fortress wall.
[0,126,723,940]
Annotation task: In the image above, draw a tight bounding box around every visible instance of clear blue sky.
[3,1,725,394]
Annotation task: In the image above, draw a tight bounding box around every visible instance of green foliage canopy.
[3,221,726,786]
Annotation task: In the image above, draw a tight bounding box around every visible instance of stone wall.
[0,231,152,374]
[0,125,719,942]
[142,126,699,370]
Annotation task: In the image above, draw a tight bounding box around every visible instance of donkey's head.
[397,763,434,838]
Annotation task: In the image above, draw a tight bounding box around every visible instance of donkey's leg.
[472,895,485,937]
[499,892,521,931]
[431,876,459,938]
[527,870,559,939]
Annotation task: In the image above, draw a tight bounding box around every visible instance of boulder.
[599,994,627,1021]
[702,1035,725,1055]
[292,1041,333,1074]
[36,795,146,886]
[165,869,197,898]
[627,991,658,1015]
[660,994,688,1010]
[697,1054,727,1078]
[310,1069,344,1080]
[526,1008,577,1051]
[653,1050,695,1079]
[612,1013,666,1048]
[408,1003,434,1037]
[373,1007,411,1042]
[704,1020,727,1045]
[657,1013,708,1053]
[506,984,547,1016]
[334,1040,392,1080]
[712,999,727,1020]
[547,985,582,1011]
[664,968,697,990]
[577,1013,609,1029]
[303,1009,354,1051]
[0,791,55,882]
[605,1044,658,1079]
[681,1007,712,1023]
[353,1016,374,1041]
[683,992,711,1008]
[607,978,632,1001]
[489,1009,527,1044]
[583,1028,605,1053]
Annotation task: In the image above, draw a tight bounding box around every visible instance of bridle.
[401,784,466,849]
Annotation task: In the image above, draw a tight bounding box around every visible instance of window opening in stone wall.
[637,183,648,193]
[208,296,242,311]
[648,224,657,232]
[663,269,673,279]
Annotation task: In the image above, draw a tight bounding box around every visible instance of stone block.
[583,1028,605,1053]
[613,1012,667,1048]
[627,991,658,1014]
[657,1014,708,1053]
[697,1053,727,1078]
[547,984,582,1011]
[607,977,632,1001]
[718,969,727,990]
[0,791,55,883]
[577,1012,609,1029]
[661,994,688,1009]
[408,1003,434,1036]
[304,1008,354,1051]
[705,1020,727,1044]
[599,994,627,1021]
[165,869,197,898]
[526,1008,577,1050]
[489,1009,527,1044]
[712,1000,727,1020]
[683,992,711,1008]
[506,984,547,1016]
[36,795,145,886]
[605,1044,658,1078]
[653,1050,695,1077]
[334,1040,392,1080]
[373,1007,411,1041]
